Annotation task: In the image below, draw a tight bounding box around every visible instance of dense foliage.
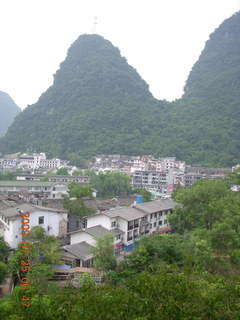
[1,12,240,166]
[63,182,96,217]
[1,179,240,318]
[90,171,132,197]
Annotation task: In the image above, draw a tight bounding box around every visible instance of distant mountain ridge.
[0,91,21,137]
[1,11,240,167]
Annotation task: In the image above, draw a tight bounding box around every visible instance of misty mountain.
[0,91,21,137]
[1,11,240,167]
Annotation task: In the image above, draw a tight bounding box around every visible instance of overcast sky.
[0,0,239,110]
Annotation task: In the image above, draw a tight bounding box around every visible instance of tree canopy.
[63,182,95,217]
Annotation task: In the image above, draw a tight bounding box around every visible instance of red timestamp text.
[19,211,31,307]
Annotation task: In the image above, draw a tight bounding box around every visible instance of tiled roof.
[103,207,145,221]
[0,181,69,187]
[63,241,94,261]
[0,203,67,219]
[133,199,176,214]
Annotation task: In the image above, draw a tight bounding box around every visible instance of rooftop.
[0,181,69,187]
[133,199,176,214]
[68,225,124,237]
[103,207,145,221]
[0,202,67,219]
[63,241,94,261]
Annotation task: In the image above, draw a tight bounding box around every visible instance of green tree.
[0,262,8,284]
[170,179,231,231]
[0,172,16,180]
[193,239,212,271]
[63,182,95,217]
[91,233,117,273]
[210,222,237,254]
[91,171,131,197]
[56,167,68,175]
[28,226,62,265]
[40,176,49,181]
[227,167,240,186]
[68,153,88,168]
[131,188,151,202]
[0,237,10,262]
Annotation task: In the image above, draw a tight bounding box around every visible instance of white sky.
[0,0,239,110]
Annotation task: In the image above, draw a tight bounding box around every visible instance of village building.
[0,195,68,249]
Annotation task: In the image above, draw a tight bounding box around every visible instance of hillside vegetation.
[1,12,240,166]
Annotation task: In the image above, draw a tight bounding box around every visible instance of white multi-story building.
[68,199,176,255]
[132,170,174,193]
[19,153,68,170]
[19,153,47,169]
[0,158,18,171]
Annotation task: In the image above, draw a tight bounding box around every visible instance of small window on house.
[154,222,157,228]
[39,216,44,225]
[154,213,157,218]
[164,219,168,225]
[159,221,162,226]
[111,221,116,228]
[150,223,152,229]
[116,234,121,240]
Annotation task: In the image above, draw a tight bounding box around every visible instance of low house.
[0,201,68,249]
[61,241,94,268]
[69,225,124,247]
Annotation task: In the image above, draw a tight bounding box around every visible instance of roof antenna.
[92,17,97,34]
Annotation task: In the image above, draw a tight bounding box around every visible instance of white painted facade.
[71,231,95,246]
[68,200,176,254]
[85,215,129,245]
[0,207,68,249]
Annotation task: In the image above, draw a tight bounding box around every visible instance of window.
[159,221,162,226]
[150,214,153,219]
[154,222,157,228]
[39,216,44,225]
[134,219,139,228]
[111,221,116,228]
[150,223,152,229]
[127,232,133,241]
[164,219,168,225]
[154,213,157,218]
[116,234,121,240]
[128,221,134,230]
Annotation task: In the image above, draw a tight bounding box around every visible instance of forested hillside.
[1,12,239,166]
[0,91,20,137]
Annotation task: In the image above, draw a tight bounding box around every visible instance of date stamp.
[20,211,31,307]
